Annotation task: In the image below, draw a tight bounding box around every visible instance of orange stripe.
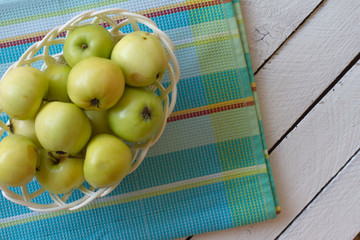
[168,97,254,122]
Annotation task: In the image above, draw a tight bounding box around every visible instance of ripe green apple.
[111,31,168,87]
[63,24,114,67]
[0,66,48,120]
[84,134,132,188]
[10,118,41,148]
[36,150,84,194]
[35,102,92,154]
[84,110,113,137]
[67,57,125,110]
[44,64,71,102]
[0,135,38,187]
[108,87,164,142]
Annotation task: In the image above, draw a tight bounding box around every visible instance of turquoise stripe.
[172,75,207,112]
[1,199,150,239]
[152,10,190,31]
[141,182,233,239]
[188,5,226,26]
[173,68,253,113]
[245,53,255,83]
[215,136,264,172]
[259,171,277,220]
[1,183,232,240]
[224,174,271,226]
[224,0,236,18]
[134,143,221,190]
[202,68,253,104]
[0,43,63,64]
[109,136,263,197]
[253,134,266,165]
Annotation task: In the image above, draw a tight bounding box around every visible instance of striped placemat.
[0,1,279,239]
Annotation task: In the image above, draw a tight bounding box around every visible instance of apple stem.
[48,152,60,165]
[142,106,152,120]
[90,98,100,108]
[81,44,88,49]
[9,122,14,133]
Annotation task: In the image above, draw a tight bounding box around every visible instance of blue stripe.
[1,182,233,240]
[188,5,226,25]
[134,143,221,190]
[0,43,63,64]
[152,10,190,31]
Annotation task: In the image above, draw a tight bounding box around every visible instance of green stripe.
[175,33,232,50]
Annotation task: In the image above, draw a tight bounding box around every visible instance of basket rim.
[0,8,180,212]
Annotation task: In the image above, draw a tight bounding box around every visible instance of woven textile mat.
[0,0,279,239]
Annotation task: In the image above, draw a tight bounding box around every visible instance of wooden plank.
[190,59,360,239]
[239,0,322,71]
[254,0,360,148]
[278,151,360,240]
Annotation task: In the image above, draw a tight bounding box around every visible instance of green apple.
[0,66,48,120]
[35,102,92,154]
[67,57,125,110]
[84,110,113,137]
[0,135,38,187]
[63,24,114,67]
[10,118,41,148]
[84,134,132,188]
[36,150,84,194]
[44,64,71,102]
[111,31,168,87]
[108,87,164,142]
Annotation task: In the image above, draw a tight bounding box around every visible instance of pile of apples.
[0,24,169,195]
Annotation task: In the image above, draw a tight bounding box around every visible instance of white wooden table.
[181,0,360,239]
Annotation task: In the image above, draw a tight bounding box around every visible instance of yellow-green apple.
[111,31,168,87]
[108,87,164,142]
[84,110,113,137]
[0,135,38,187]
[35,102,92,154]
[44,64,71,102]
[36,150,84,194]
[0,66,48,120]
[10,118,41,148]
[63,24,114,67]
[67,57,125,110]
[84,134,132,188]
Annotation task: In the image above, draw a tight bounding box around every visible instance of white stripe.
[0,164,266,225]
[0,211,43,225]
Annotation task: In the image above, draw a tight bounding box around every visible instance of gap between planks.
[253,0,326,75]
[275,147,360,239]
[189,55,360,240]
[269,51,360,154]
[253,0,360,149]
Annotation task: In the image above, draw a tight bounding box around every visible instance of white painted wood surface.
[278,151,360,240]
[239,0,322,71]
[191,58,360,240]
[255,0,360,149]
[181,0,360,239]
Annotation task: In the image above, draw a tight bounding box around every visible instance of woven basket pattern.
[0,8,180,212]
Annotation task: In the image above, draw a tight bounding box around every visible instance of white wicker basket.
[0,8,180,212]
